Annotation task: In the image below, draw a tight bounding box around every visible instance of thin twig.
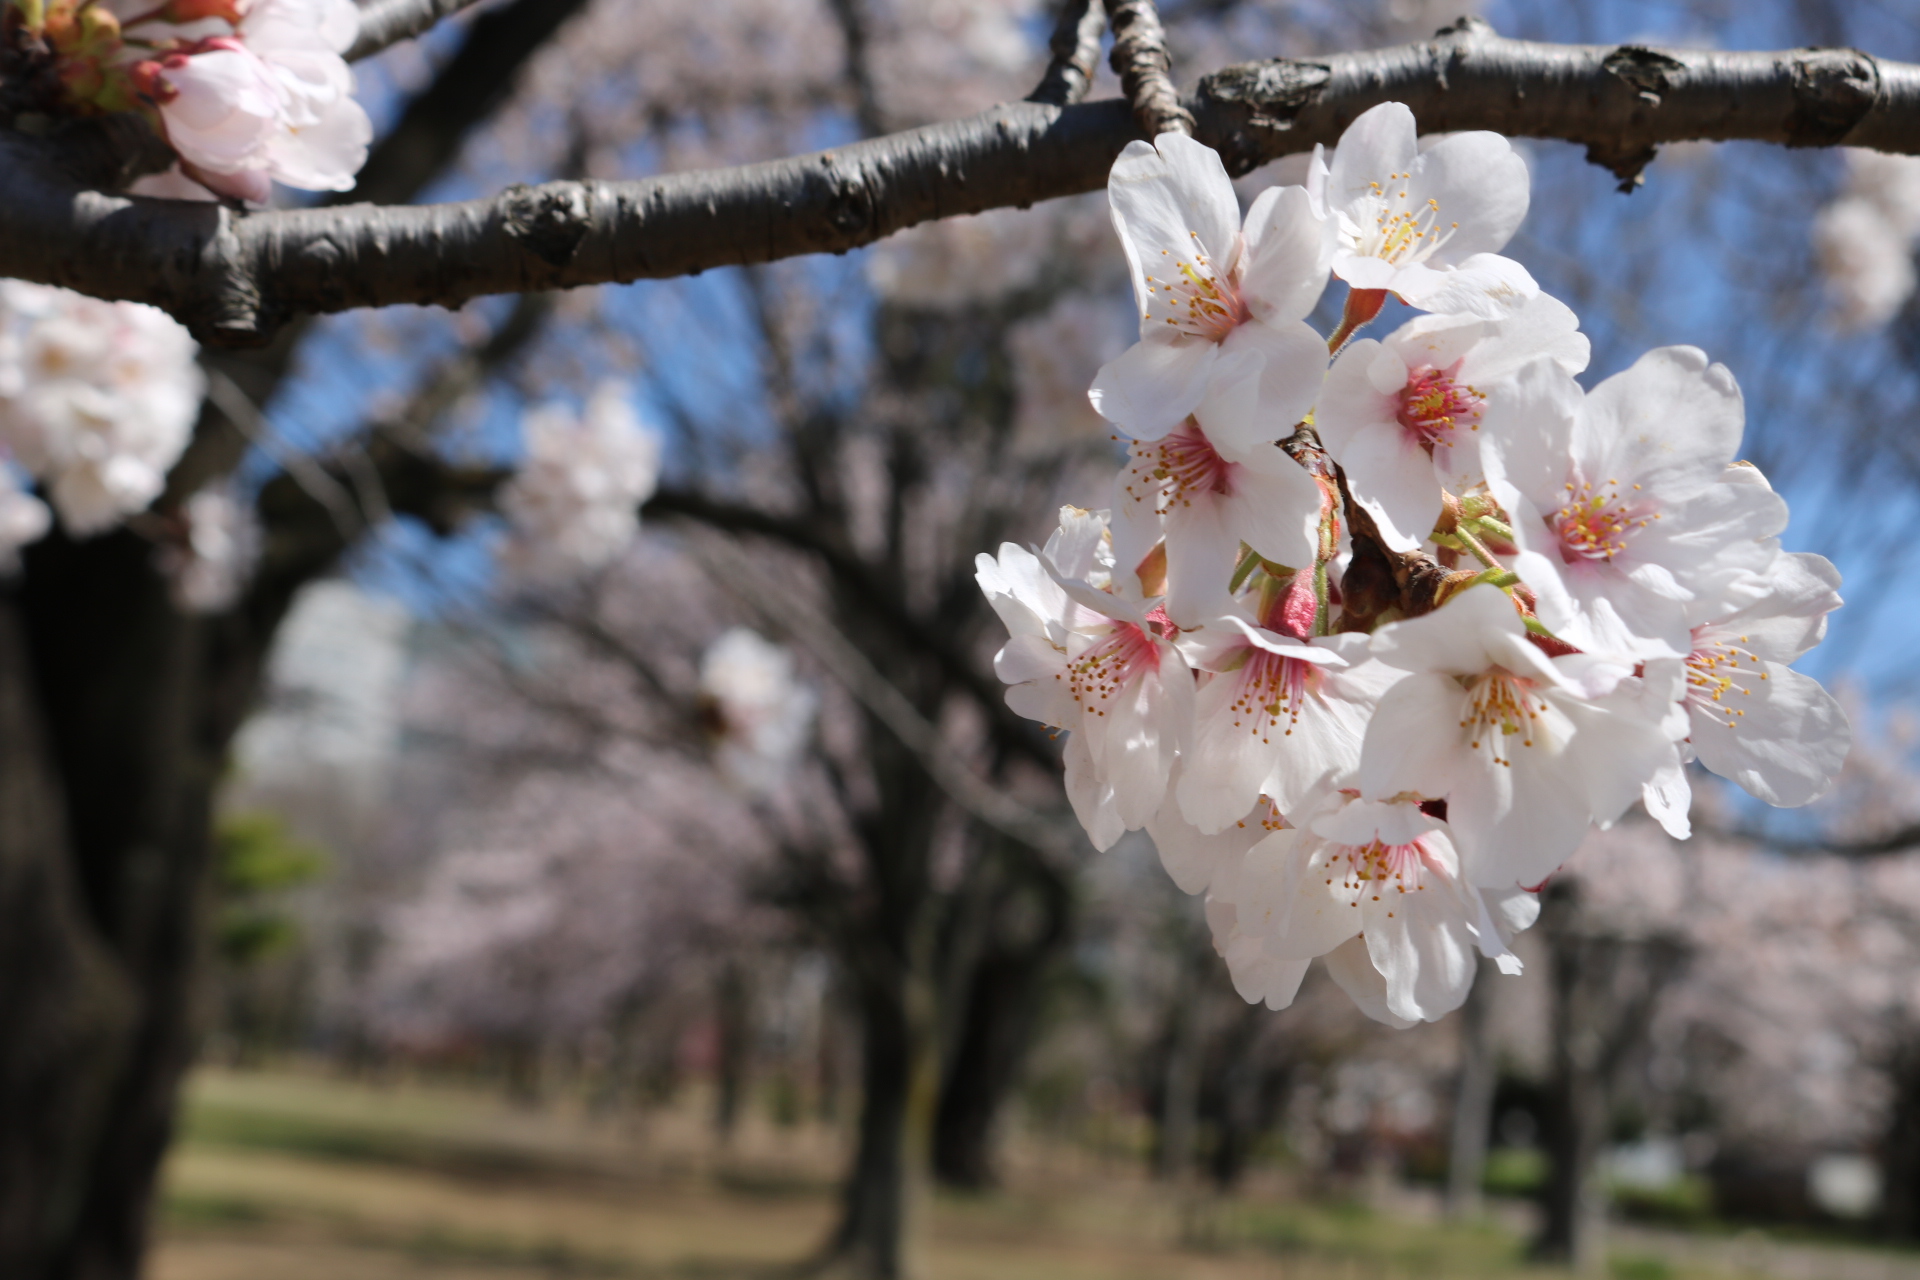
[1028,0,1106,107]
[686,533,1083,865]
[826,0,887,138]
[1103,0,1193,137]
[201,369,363,538]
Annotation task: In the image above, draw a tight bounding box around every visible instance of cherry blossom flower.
[1481,348,1787,662]
[1679,550,1850,808]
[1306,102,1535,319]
[1089,133,1333,442]
[697,627,818,792]
[1206,789,1537,1024]
[500,382,662,576]
[1313,292,1588,551]
[1109,353,1328,623]
[1357,584,1684,890]
[976,508,1191,849]
[1172,617,1398,831]
[157,482,263,612]
[122,0,371,200]
[0,281,203,536]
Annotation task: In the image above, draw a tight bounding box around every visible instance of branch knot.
[501,182,593,267]
[1784,48,1880,147]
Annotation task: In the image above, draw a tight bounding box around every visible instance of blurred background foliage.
[156,0,1920,1277]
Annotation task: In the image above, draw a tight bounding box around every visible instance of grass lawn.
[148,1066,1887,1280]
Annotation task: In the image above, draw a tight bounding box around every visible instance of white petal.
[1400,130,1531,263]
[1324,936,1418,1028]
[1477,355,1583,510]
[1691,661,1850,807]
[1339,419,1444,552]
[1220,455,1322,572]
[1642,753,1693,839]
[1364,889,1479,1023]
[1389,254,1538,318]
[1089,336,1215,440]
[1200,319,1328,454]
[1325,103,1419,214]
[1109,134,1243,316]
[1313,338,1399,459]
[1239,184,1334,323]
[1356,672,1465,800]
[1579,346,1745,502]
[1148,792,1265,893]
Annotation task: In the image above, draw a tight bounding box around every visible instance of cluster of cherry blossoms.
[498,381,662,578]
[978,103,1851,1029]
[0,279,267,606]
[5,0,370,202]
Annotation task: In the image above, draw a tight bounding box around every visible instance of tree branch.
[345,0,490,63]
[1103,0,1193,137]
[6,22,1916,340]
[1702,820,1920,859]
[1028,0,1105,108]
[643,486,1060,773]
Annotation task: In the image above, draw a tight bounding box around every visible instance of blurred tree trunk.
[714,959,753,1142]
[1533,882,1686,1276]
[1206,1005,1284,1191]
[931,843,1071,1190]
[829,966,935,1280]
[0,530,264,1280]
[1880,1032,1920,1239]
[1447,957,1498,1220]
[804,697,944,1280]
[1153,923,1213,1183]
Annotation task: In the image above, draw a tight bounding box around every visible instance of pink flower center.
[1396,362,1484,448]
[1331,839,1435,906]
[1685,629,1764,731]
[1460,671,1550,767]
[1065,621,1161,719]
[1553,477,1657,562]
[1122,420,1234,514]
[1142,243,1249,343]
[1224,646,1316,744]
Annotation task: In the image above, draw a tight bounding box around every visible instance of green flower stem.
[1228,545,1262,595]
[1453,524,1505,572]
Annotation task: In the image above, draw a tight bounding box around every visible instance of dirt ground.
[149,1067,1918,1280]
